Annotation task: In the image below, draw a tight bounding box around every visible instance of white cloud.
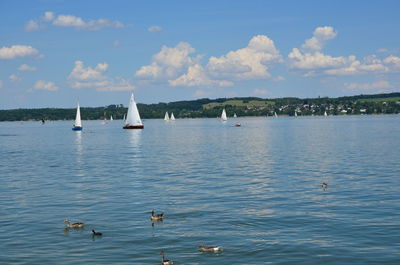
[206,35,282,80]
[42,11,55,22]
[9,74,20,82]
[288,26,393,76]
[68,60,134,91]
[24,20,43,31]
[148,26,162,32]
[53,14,124,30]
[169,64,233,87]
[0,45,39,59]
[344,80,392,90]
[26,11,126,31]
[136,42,201,79]
[383,55,400,69]
[33,80,59,91]
[274,76,285,82]
[301,26,337,52]
[18,64,37,71]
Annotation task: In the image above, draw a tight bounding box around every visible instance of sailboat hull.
[123,125,144,129]
[72,126,82,131]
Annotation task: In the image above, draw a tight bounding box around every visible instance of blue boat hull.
[72,126,82,131]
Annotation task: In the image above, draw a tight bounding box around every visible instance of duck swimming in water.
[150,210,164,221]
[160,251,173,265]
[321,183,328,191]
[92,230,102,236]
[198,244,223,252]
[64,219,84,228]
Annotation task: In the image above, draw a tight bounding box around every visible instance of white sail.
[295,111,297,117]
[110,115,113,121]
[74,103,82,127]
[274,112,278,117]
[164,112,170,121]
[221,108,227,121]
[123,114,126,121]
[170,112,175,121]
[233,113,237,118]
[324,111,328,116]
[125,92,143,126]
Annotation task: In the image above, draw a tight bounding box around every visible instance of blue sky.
[1,0,399,109]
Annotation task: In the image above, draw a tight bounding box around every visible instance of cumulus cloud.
[136,42,201,79]
[148,26,162,32]
[25,11,126,31]
[33,80,59,91]
[301,26,337,52]
[18,64,37,71]
[288,26,395,76]
[206,35,282,80]
[0,45,39,59]
[169,64,233,87]
[344,80,392,90]
[68,60,134,91]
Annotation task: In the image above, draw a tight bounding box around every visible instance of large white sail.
[164,112,170,121]
[124,92,143,128]
[74,103,82,127]
[170,112,175,121]
[221,108,227,121]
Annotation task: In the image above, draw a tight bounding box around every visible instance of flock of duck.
[64,210,223,264]
[64,184,329,264]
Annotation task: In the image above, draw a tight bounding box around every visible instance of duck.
[150,210,164,221]
[64,219,84,228]
[321,183,328,190]
[198,244,223,252]
[92,230,102,236]
[160,251,173,265]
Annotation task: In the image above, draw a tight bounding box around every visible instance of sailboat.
[295,111,298,117]
[233,113,237,118]
[72,102,82,131]
[170,112,175,121]
[221,108,227,121]
[110,115,113,121]
[123,92,144,129]
[324,111,328,117]
[164,112,170,121]
[274,112,278,117]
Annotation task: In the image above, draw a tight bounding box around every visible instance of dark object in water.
[92,230,102,236]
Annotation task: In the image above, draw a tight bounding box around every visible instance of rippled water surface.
[1,116,399,264]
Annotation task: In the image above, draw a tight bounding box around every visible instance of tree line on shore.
[1,92,399,121]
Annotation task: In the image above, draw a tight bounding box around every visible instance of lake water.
[0,116,399,265]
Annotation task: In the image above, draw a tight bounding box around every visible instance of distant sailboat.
[233,113,237,118]
[110,115,113,121]
[221,108,227,121]
[123,114,126,121]
[164,112,170,121]
[324,111,328,116]
[274,112,278,117]
[123,92,144,129]
[170,112,175,121]
[295,111,298,117]
[72,102,82,131]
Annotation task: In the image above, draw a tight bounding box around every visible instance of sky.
[1,0,399,109]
